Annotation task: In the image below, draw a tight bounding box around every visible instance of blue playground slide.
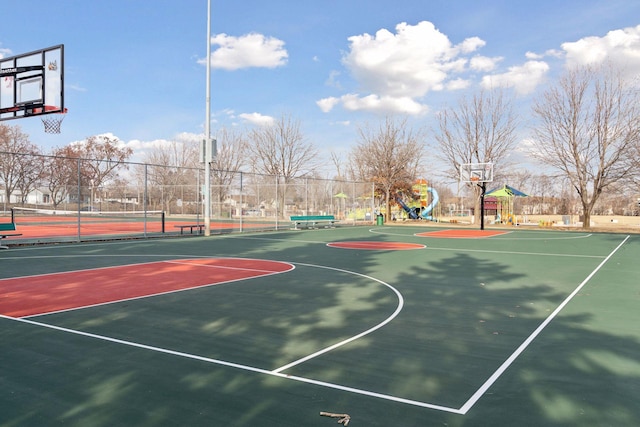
[396,187,439,220]
[421,187,439,220]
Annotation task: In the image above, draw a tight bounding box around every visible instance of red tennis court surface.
[327,241,425,250]
[0,258,293,318]
[6,220,267,239]
[416,229,509,238]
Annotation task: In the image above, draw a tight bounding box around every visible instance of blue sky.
[2,0,640,173]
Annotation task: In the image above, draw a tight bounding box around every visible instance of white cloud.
[525,49,563,60]
[126,138,172,152]
[205,33,288,70]
[470,55,502,72]
[174,132,203,144]
[561,25,640,74]
[317,97,341,113]
[456,36,486,54]
[70,132,125,147]
[325,70,342,89]
[238,112,275,126]
[343,21,484,98]
[339,93,429,115]
[525,51,543,60]
[446,78,471,90]
[0,48,12,59]
[321,21,492,114]
[481,60,549,95]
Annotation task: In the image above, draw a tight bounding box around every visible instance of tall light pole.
[203,0,212,236]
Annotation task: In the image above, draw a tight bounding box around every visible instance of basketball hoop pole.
[479,181,486,231]
[463,158,491,230]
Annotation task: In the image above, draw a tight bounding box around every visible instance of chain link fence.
[0,152,375,244]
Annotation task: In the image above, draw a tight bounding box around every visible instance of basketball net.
[41,111,67,134]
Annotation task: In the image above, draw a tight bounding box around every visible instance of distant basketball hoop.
[38,106,68,134]
[459,162,494,231]
[460,162,494,184]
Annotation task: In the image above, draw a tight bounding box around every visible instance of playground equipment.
[395,180,439,221]
[485,185,528,225]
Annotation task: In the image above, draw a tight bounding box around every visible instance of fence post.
[76,158,81,242]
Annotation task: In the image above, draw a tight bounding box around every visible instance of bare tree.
[46,135,133,210]
[74,135,134,188]
[248,114,318,217]
[248,114,318,177]
[349,116,426,220]
[0,124,42,207]
[530,64,640,228]
[432,89,518,224]
[330,151,345,180]
[433,89,518,181]
[211,127,248,215]
[44,149,78,209]
[15,153,46,205]
[141,139,198,213]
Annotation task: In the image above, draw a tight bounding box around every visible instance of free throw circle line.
[272,261,404,374]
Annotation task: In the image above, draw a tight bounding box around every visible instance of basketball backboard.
[0,44,64,121]
[460,162,494,183]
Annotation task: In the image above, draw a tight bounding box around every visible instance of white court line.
[368,227,594,241]
[423,246,605,259]
[272,262,404,373]
[413,230,515,239]
[1,311,460,414]
[226,231,602,258]
[477,235,593,241]
[3,236,630,414]
[163,259,288,274]
[1,257,461,413]
[1,256,290,282]
[18,258,294,318]
[0,257,194,281]
[0,280,460,414]
[226,235,331,245]
[458,234,630,414]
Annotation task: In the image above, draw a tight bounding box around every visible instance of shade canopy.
[486,185,528,198]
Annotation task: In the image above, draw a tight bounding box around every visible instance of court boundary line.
[0,260,464,414]
[223,233,603,258]
[368,227,594,241]
[458,234,631,414]
[415,229,513,239]
[1,257,292,283]
[1,235,630,415]
[0,313,462,414]
[164,259,288,274]
[423,246,605,259]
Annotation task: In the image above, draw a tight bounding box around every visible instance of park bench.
[0,222,22,249]
[174,224,205,235]
[290,215,336,230]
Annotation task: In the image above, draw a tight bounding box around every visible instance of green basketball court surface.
[1,226,638,426]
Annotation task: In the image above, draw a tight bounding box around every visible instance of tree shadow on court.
[300,235,640,427]
[2,233,639,426]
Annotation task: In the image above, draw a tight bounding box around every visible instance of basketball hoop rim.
[40,107,67,134]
